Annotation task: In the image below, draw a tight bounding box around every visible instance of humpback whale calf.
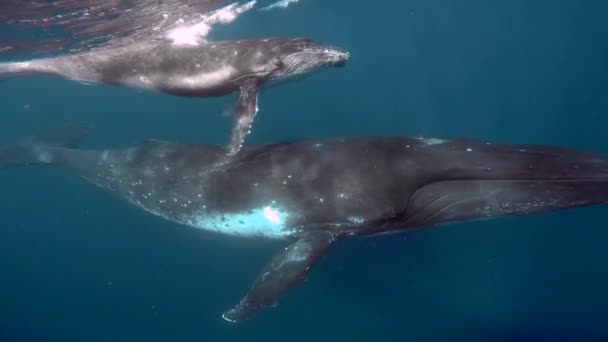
[2,126,608,322]
[0,38,349,154]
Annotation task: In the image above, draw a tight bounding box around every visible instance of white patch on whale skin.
[348,216,366,224]
[417,137,448,145]
[177,65,238,89]
[186,205,292,238]
[38,151,53,164]
[285,243,310,263]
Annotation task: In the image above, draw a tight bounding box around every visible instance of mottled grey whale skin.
[2,126,608,323]
[0,37,349,154]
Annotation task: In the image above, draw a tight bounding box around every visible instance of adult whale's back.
[1,128,607,322]
[0,37,350,154]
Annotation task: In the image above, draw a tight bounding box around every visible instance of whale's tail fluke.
[0,123,91,169]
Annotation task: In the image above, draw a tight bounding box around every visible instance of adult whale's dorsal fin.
[226,79,261,156]
[222,230,336,323]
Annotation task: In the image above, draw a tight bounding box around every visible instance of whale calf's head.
[269,38,349,79]
[235,38,349,83]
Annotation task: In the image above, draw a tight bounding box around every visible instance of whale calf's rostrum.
[0,37,349,154]
[2,126,608,322]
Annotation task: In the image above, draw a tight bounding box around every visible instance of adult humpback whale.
[2,126,608,322]
[0,38,349,154]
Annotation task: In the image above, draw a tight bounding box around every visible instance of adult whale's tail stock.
[0,123,91,169]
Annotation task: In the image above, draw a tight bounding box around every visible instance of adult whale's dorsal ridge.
[3,128,608,322]
[0,37,350,155]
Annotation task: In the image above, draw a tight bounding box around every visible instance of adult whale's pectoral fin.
[226,80,261,156]
[222,230,336,323]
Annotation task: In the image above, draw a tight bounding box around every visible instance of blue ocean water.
[1,0,608,341]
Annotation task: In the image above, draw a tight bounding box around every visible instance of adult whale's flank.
[0,38,349,154]
[2,126,608,322]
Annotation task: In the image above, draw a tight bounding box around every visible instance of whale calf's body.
[0,38,349,154]
[2,126,608,322]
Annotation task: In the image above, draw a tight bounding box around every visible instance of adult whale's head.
[230,37,349,84]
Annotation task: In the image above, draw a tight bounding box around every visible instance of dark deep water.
[1,0,608,341]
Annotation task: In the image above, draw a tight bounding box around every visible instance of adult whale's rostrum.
[2,126,608,322]
[0,38,349,154]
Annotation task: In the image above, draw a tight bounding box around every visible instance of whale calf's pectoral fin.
[226,80,261,155]
[222,230,336,323]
